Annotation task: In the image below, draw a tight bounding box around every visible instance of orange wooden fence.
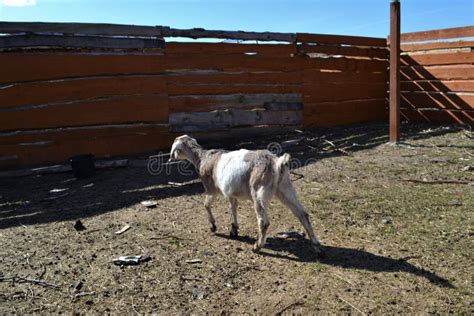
[0,22,389,169]
[400,26,474,125]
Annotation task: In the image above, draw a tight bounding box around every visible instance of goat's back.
[214,149,277,199]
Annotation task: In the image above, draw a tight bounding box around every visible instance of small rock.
[191,287,204,300]
[114,224,131,235]
[49,188,69,193]
[203,250,214,256]
[382,218,392,224]
[462,165,474,171]
[140,200,157,208]
[74,220,86,231]
[74,281,84,292]
[276,231,305,239]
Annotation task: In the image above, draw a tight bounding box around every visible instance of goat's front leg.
[228,198,239,238]
[204,194,216,233]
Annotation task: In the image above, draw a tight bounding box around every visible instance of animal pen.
[0,18,472,169]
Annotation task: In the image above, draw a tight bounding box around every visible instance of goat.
[169,135,324,256]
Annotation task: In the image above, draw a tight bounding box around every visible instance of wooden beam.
[163,27,296,42]
[0,22,296,42]
[0,21,166,37]
[296,33,387,47]
[0,34,165,50]
[401,51,474,66]
[169,109,302,132]
[401,26,474,43]
[401,40,474,52]
[389,0,401,143]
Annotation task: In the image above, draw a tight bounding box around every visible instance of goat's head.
[169,135,201,162]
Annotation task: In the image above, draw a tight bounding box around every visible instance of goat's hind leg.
[251,188,271,253]
[204,194,217,233]
[228,197,239,238]
[276,177,325,256]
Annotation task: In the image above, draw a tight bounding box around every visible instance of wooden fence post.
[389,0,401,143]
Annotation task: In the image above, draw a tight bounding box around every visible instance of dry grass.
[0,123,472,314]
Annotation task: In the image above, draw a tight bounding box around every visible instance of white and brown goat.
[169,135,324,256]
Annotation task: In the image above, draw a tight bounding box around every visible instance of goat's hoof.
[229,225,238,239]
[252,243,261,253]
[210,224,217,233]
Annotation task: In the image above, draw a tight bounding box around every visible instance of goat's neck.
[185,147,206,171]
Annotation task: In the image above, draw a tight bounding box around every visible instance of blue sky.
[0,0,473,38]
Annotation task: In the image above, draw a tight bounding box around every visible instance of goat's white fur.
[169,135,323,255]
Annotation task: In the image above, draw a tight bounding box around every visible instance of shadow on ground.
[0,122,468,230]
[216,233,454,289]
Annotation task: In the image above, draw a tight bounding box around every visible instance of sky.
[0,0,473,38]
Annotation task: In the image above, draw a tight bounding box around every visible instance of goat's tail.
[276,153,291,174]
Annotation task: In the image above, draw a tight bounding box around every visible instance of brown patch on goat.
[245,150,277,189]
[200,150,226,195]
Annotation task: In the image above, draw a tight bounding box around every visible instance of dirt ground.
[0,122,473,314]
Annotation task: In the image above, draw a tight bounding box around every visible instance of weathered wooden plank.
[166,71,302,85]
[165,54,302,72]
[401,26,474,43]
[302,57,387,72]
[168,83,301,96]
[401,51,474,66]
[401,91,474,111]
[0,94,168,130]
[401,40,474,52]
[0,124,173,168]
[165,42,296,56]
[0,34,165,50]
[401,108,473,125]
[401,80,474,93]
[164,27,295,42]
[0,22,296,42]
[303,82,388,102]
[169,109,302,132]
[303,99,387,127]
[296,33,387,47]
[0,75,167,109]
[264,102,303,111]
[168,93,302,112]
[298,44,388,59]
[0,21,166,37]
[0,53,166,84]
[0,53,389,84]
[401,65,474,80]
[302,69,388,84]
[185,126,301,145]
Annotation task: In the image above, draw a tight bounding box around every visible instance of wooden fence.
[0,22,388,169]
[400,26,474,125]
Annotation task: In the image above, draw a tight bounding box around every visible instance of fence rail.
[0,21,389,169]
[400,26,474,125]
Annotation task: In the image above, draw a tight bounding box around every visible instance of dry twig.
[323,139,351,156]
[401,179,470,185]
[0,276,60,289]
[275,300,304,315]
[338,295,366,315]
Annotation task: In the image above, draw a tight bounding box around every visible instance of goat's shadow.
[216,233,454,289]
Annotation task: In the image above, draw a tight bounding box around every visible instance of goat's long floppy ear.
[169,140,179,162]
